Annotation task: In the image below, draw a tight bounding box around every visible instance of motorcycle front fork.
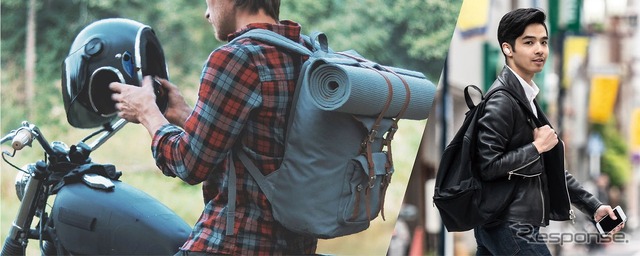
[2,161,48,255]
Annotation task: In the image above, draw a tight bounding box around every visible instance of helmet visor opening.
[88,67,124,116]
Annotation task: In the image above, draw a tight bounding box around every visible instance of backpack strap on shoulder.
[225,29,314,236]
[226,154,237,236]
[481,85,541,130]
[495,76,544,128]
[230,29,316,56]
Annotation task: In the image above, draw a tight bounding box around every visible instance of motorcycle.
[0,119,192,255]
[1,17,194,255]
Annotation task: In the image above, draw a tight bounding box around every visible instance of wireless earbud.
[503,47,511,55]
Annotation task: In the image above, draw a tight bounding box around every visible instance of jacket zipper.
[538,176,545,224]
[507,155,541,180]
[562,169,576,224]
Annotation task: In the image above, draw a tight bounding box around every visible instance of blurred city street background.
[397,0,640,255]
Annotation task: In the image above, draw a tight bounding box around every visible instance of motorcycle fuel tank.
[50,179,192,255]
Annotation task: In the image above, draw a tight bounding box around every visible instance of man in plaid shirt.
[110,0,318,254]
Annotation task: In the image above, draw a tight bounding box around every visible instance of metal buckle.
[368,129,378,143]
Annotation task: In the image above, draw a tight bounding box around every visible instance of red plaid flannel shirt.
[151,21,317,255]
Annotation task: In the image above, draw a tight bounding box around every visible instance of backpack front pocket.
[339,152,392,226]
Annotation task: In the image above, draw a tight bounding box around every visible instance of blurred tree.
[1,0,461,133]
[1,0,209,133]
[281,0,461,81]
[593,120,631,188]
[2,0,148,132]
[25,0,36,120]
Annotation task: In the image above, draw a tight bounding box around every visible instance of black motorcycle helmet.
[62,18,168,128]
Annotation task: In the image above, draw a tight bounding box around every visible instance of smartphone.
[595,205,626,235]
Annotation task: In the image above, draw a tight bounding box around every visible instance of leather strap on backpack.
[338,51,400,221]
[362,66,393,221]
[378,67,412,220]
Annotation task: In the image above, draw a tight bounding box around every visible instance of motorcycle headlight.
[15,164,35,201]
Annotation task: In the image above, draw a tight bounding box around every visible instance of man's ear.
[501,42,512,56]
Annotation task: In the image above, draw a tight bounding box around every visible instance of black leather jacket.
[476,67,602,226]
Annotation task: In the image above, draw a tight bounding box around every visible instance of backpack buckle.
[368,175,376,188]
[368,129,378,143]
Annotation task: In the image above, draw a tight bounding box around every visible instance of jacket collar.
[490,66,553,127]
[493,66,529,103]
[506,66,540,106]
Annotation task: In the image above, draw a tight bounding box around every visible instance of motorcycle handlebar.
[11,128,33,151]
[1,122,55,156]
[0,130,19,145]
[2,119,126,157]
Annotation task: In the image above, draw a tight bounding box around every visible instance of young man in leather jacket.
[473,8,624,255]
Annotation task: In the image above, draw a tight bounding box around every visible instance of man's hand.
[594,205,625,235]
[532,125,558,153]
[110,76,169,136]
[155,77,191,128]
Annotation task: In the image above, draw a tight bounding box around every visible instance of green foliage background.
[1,0,462,254]
[1,0,461,134]
[592,120,632,188]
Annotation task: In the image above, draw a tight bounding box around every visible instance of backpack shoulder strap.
[496,76,544,128]
[463,85,483,109]
[462,84,506,111]
[230,29,314,56]
[225,29,316,236]
[480,86,541,129]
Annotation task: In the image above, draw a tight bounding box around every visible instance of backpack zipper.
[507,155,541,180]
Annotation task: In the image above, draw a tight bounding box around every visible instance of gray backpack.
[226,29,436,238]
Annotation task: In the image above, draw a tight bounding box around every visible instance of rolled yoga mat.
[307,63,435,120]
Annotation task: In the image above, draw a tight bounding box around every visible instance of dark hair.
[234,0,280,21]
[497,8,547,52]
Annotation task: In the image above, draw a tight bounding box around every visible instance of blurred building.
[402,0,640,255]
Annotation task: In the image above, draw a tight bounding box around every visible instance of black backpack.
[432,85,519,232]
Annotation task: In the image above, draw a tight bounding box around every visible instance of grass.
[1,119,426,255]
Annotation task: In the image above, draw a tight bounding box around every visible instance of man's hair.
[234,0,280,21]
[497,8,547,51]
